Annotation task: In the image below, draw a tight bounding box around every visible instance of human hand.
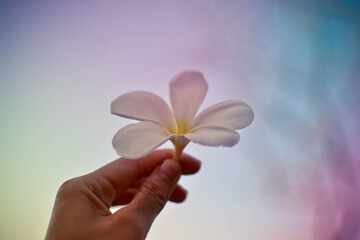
[45,149,201,240]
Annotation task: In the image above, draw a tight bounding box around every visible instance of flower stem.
[171,136,189,162]
[174,144,184,162]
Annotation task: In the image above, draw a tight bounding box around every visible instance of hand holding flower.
[46,150,201,240]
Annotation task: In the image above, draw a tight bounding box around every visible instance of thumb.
[126,159,181,230]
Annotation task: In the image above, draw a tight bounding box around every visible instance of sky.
[1,1,359,239]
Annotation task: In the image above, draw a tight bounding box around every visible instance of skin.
[45,149,201,240]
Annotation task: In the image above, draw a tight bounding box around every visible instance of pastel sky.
[1,1,359,239]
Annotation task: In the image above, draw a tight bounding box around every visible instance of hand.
[45,149,201,240]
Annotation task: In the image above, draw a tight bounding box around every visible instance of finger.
[133,151,200,176]
[88,149,176,207]
[112,183,188,206]
[90,149,198,199]
[169,184,187,203]
[85,149,199,210]
[133,150,200,178]
[179,153,201,175]
[116,159,181,231]
[112,188,138,206]
[129,153,201,188]
[129,177,146,189]
[93,149,197,189]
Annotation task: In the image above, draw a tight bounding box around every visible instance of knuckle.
[57,177,84,197]
[140,181,169,210]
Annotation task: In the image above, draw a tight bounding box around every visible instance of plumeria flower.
[111,70,254,161]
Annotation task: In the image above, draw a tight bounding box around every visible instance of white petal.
[111,91,176,130]
[112,121,173,159]
[169,70,208,127]
[184,126,240,147]
[191,100,254,130]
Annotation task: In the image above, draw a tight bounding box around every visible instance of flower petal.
[191,100,254,130]
[184,126,240,147]
[112,121,173,159]
[111,91,176,130]
[169,71,208,128]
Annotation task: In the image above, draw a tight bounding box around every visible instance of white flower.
[111,70,254,161]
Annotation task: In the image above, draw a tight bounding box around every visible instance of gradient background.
[1,1,359,239]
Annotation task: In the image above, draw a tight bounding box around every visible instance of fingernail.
[159,159,178,180]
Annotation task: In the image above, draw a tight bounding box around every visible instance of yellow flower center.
[168,119,191,161]
[175,119,190,135]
